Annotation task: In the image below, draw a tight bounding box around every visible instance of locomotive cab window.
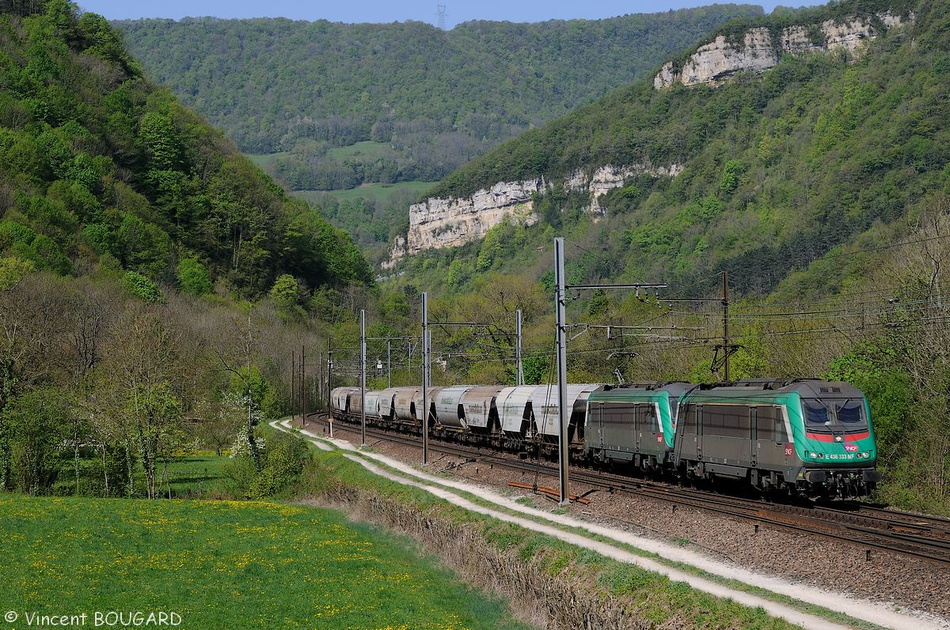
[836,400,866,426]
[803,398,868,432]
[803,400,830,428]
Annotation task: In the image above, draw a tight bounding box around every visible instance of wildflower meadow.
[0,495,531,629]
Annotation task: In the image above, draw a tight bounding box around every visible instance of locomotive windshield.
[836,400,864,425]
[803,401,829,426]
[802,398,868,432]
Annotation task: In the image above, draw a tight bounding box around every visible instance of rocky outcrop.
[384,163,682,267]
[654,12,910,89]
[566,164,684,215]
[384,179,543,268]
[662,27,777,89]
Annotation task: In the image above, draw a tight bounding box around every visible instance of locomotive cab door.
[589,402,605,456]
[646,403,661,450]
[633,403,642,454]
[750,407,758,467]
[753,405,788,471]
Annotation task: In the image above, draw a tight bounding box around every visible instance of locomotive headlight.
[818,453,824,459]
[862,452,870,458]
[809,451,818,459]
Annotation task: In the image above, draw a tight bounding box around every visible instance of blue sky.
[76,1,827,29]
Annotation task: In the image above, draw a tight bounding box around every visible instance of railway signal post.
[553,237,667,505]
[360,309,366,447]
[554,238,570,505]
[422,292,430,465]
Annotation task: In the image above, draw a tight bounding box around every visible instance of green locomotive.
[675,379,880,497]
[585,382,691,473]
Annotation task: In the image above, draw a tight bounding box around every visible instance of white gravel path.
[276,420,950,630]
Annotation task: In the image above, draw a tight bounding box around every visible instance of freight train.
[328,378,881,499]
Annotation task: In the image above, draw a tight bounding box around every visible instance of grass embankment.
[302,444,811,630]
[0,494,531,630]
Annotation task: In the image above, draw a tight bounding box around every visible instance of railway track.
[302,413,950,567]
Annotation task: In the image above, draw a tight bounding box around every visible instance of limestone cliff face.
[566,164,684,215]
[654,12,910,89]
[384,163,681,267]
[384,179,542,268]
[665,28,777,89]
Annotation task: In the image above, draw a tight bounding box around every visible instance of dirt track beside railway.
[279,419,950,630]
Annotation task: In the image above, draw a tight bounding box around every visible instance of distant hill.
[0,0,371,296]
[395,0,941,299]
[111,6,763,193]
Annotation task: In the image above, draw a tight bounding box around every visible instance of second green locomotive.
[584,378,880,498]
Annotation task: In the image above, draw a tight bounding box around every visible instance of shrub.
[176,257,213,295]
[225,430,312,499]
[123,270,164,302]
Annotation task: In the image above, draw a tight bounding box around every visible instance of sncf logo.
[844,444,859,452]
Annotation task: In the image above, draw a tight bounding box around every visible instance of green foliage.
[0,221,38,249]
[0,6,372,299]
[268,273,299,309]
[445,257,474,289]
[226,430,311,499]
[826,341,912,470]
[139,110,183,171]
[476,223,505,272]
[308,286,348,323]
[175,256,212,295]
[75,11,141,74]
[522,351,553,385]
[719,159,746,194]
[123,270,163,302]
[0,215,72,274]
[3,387,72,495]
[229,365,281,421]
[587,291,610,317]
[0,256,35,289]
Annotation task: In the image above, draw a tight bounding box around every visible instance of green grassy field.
[292,180,435,205]
[248,144,436,210]
[245,152,291,169]
[53,452,234,500]
[0,495,532,630]
[326,141,396,161]
[161,455,232,498]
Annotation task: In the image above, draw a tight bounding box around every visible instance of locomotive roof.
[588,382,691,401]
[685,379,864,399]
[601,381,690,392]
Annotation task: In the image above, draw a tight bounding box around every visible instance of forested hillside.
[0,2,371,295]
[112,6,762,193]
[0,0,371,499]
[417,0,935,297]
